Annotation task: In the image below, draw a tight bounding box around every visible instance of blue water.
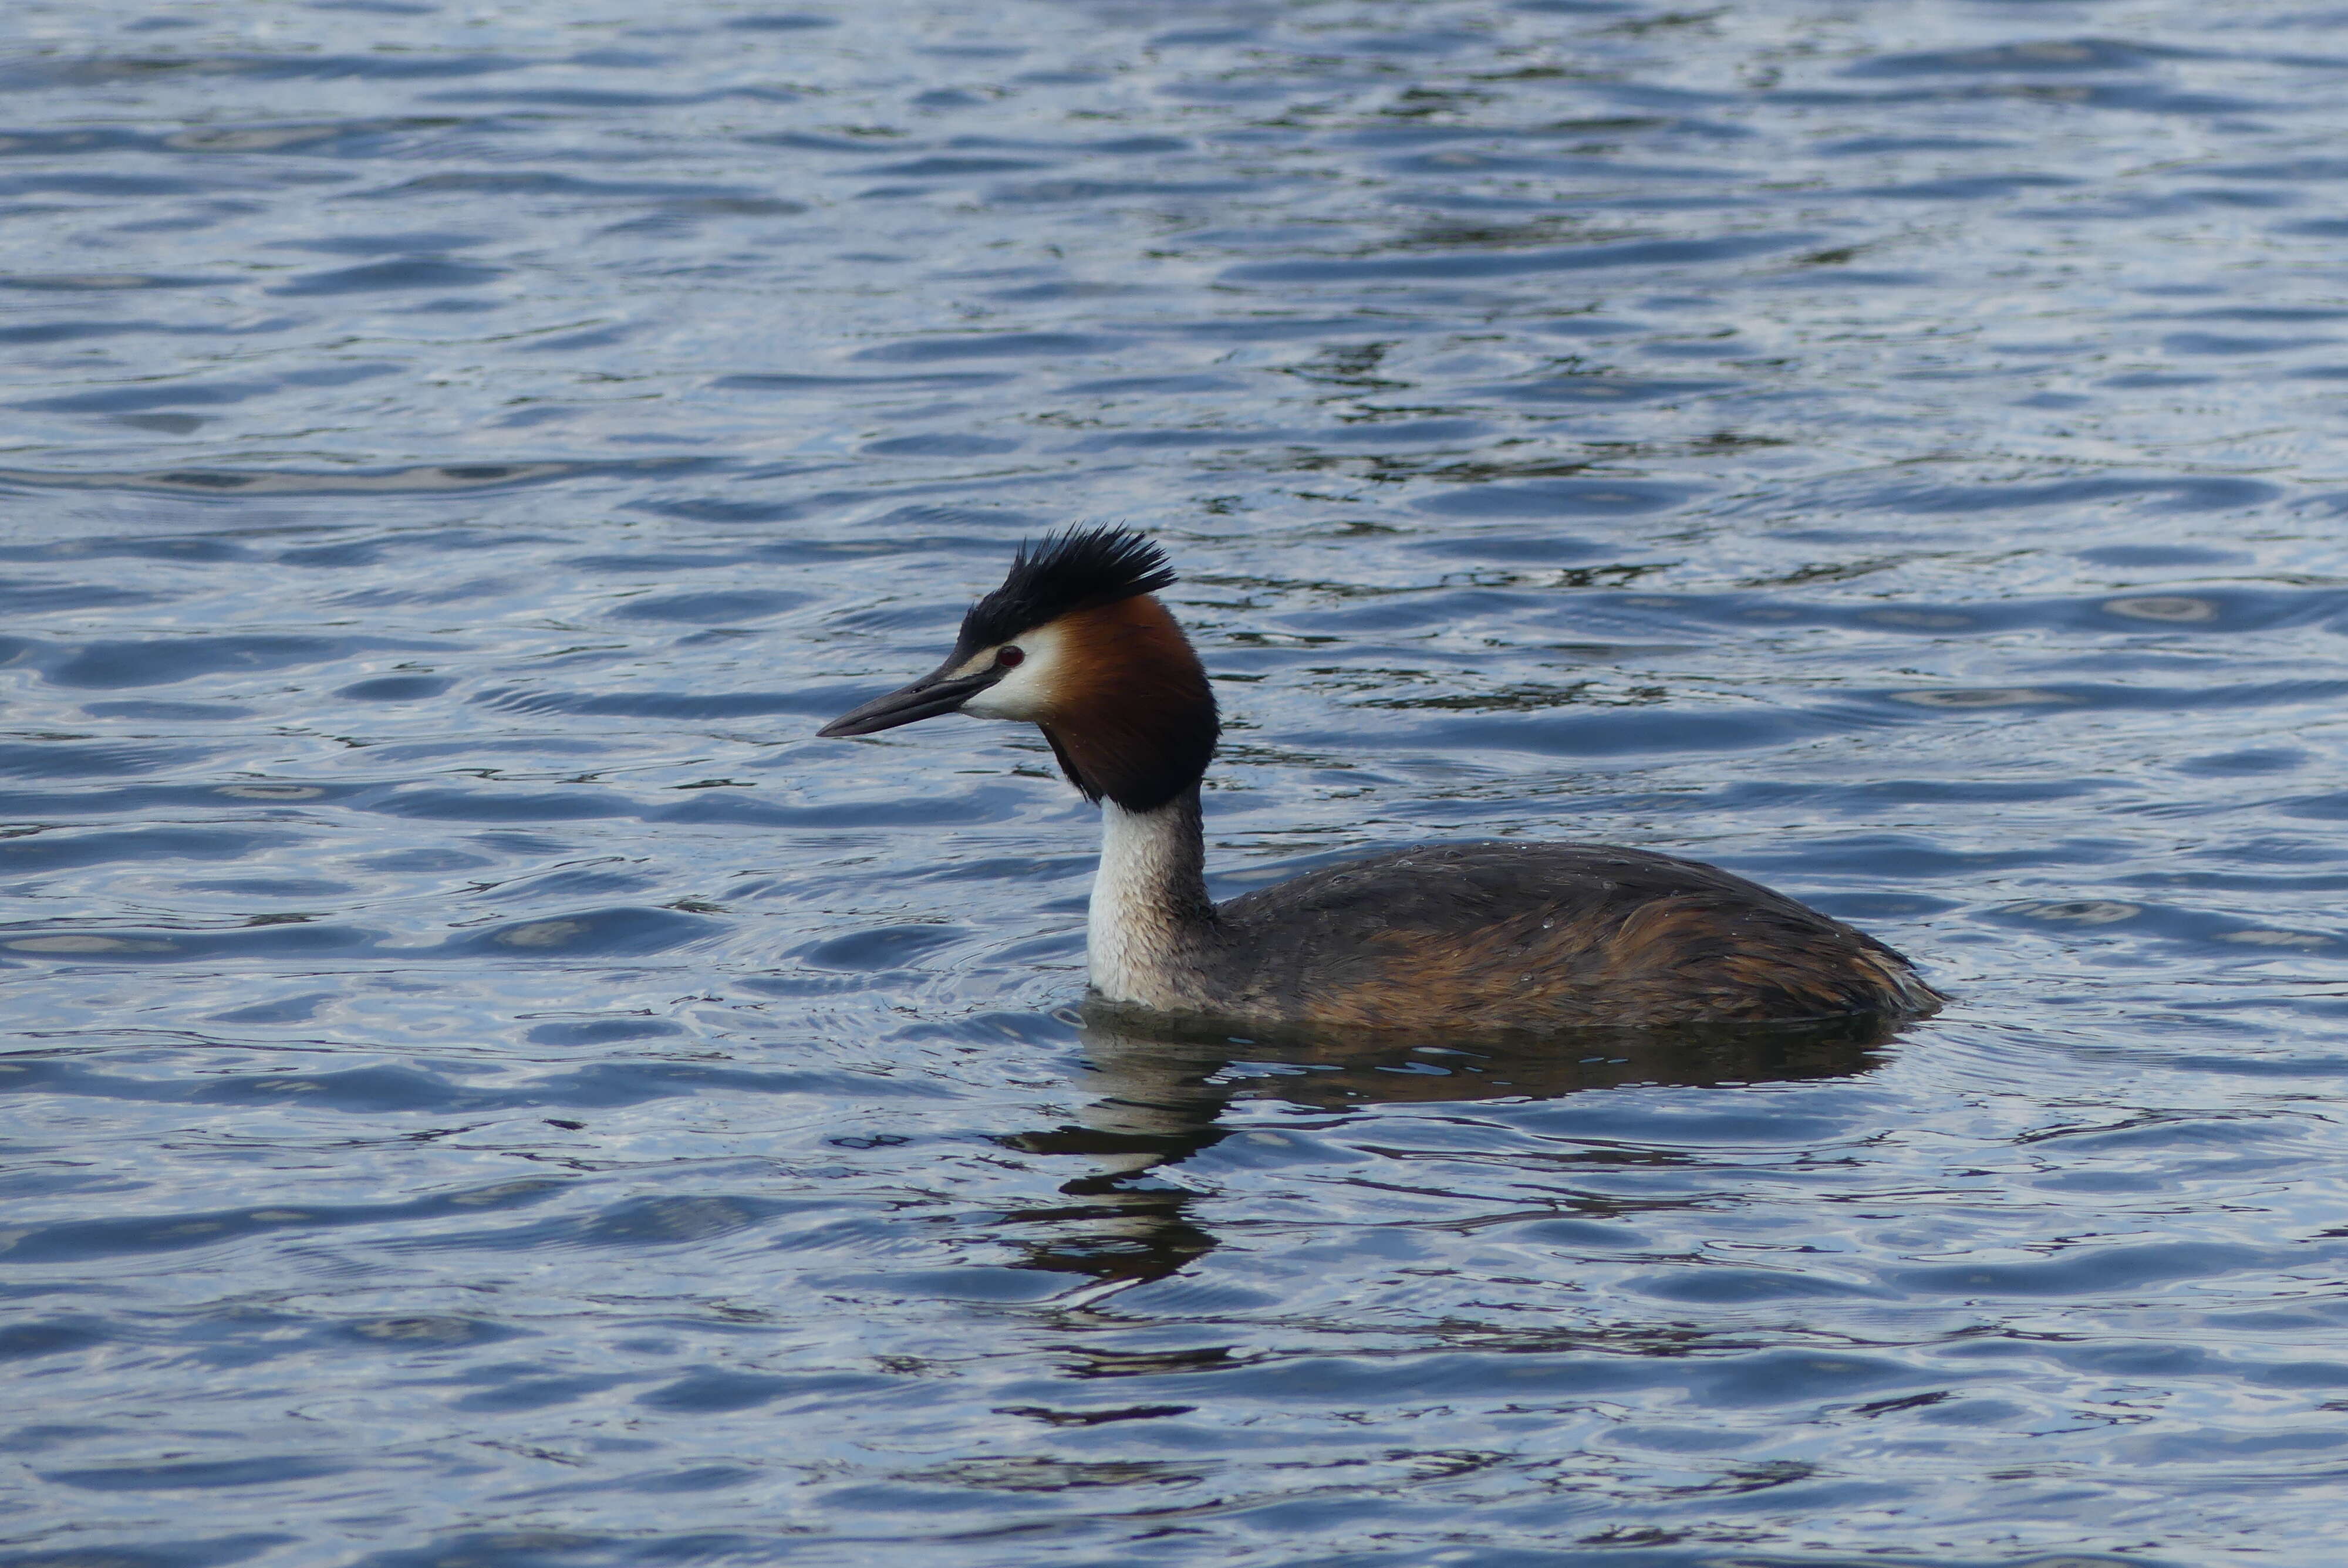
[7,1,2348,1563]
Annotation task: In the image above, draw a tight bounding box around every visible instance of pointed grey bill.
[817,658,1003,738]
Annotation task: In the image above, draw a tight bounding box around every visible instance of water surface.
[8,1,2348,1563]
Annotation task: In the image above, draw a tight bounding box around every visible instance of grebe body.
[819,529,1941,1035]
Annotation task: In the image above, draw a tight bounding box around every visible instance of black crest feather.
[959,526,1176,650]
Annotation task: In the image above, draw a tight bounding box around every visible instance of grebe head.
[818,527,1220,812]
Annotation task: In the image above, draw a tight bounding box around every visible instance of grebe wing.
[1213,842,1938,1026]
[1219,841,1833,930]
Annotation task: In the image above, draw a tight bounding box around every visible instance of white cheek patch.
[959,620,1068,722]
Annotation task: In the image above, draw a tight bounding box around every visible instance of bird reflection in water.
[998,1001,1898,1293]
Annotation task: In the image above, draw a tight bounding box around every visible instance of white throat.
[1087,797,1210,1009]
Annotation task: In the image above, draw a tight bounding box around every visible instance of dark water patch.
[625,491,861,524]
[0,533,251,563]
[2195,159,2348,185]
[797,924,970,971]
[1849,39,2204,77]
[1230,1349,1657,1405]
[1404,532,1607,563]
[1819,134,2017,156]
[1631,1266,1891,1305]
[348,171,765,202]
[562,1194,815,1249]
[2101,370,2219,389]
[1873,679,2348,717]
[0,781,338,818]
[1308,417,1489,445]
[1893,1242,2271,1297]
[1376,148,1732,180]
[850,331,1133,361]
[987,177,1258,205]
[1152,315,1428,344]
[0,128,154,158]
[2,52,525,87]
[1985,897,2347,955]
[0,272,231,291]
[0,1320,107,1361]
[2077,542,2244,567]
[1689,1348,1939,1408]
[1862,473,2283,515]
[183,876,352,898]
[863,156,1055,177]
[2176,747,2309,776]
[474,687,832,720]
[1059,372,1243,395]
[447,1372,634,1414]
[0,826,295,876]
[19,381,279,414]
[858,433,1021,457]
[444,905,717,957]
[0,578,156,613]
[335,675,453,701]
[0,1180,565,1265]
[2158,305,2348,323]
[2164,330,2325,356]
[329,1314,521,1350]
[1473,373,1735,405]
[0,742,213,780]
[1071,427,1291,451]
[654,789,1018,829]
[743,131,903,154]
[43,635,398,690]
[562,551,749,573]
[607,589,808,623]
[484,864,659,903]
[1312,705,1856,758]
[0,921,372,963]
[526,1017,684,1046]
[2,1055,935,1117]
[267,256,505,296]
[2269,789,2348,822]
[714,371,1017,391]
[1779,81,2261,119]
[1569,584,2347,640]
[0,317,274,346]
[269,229,492,256]
[1852,173,2080,201]
[80,702,255,722]
[727,13,837,31]
[420,88,784,110]
[0,1537,293,1568]
[636,1367,896,1412]
[157,117,467,155]
[42,1457,351,1492]
[1223,232,1811,284]
[367,787,633,823]
[0,171,217,199]
[1412,477,1695,516]
[0,459,706,498]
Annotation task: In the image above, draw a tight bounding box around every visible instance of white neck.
[1087,789,1214,1010]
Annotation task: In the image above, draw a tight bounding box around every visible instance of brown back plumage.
[1194,841,1942,1033]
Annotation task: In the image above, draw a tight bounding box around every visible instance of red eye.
[997,646,1025,668]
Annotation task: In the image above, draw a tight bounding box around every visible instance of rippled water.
[8,1,2348,1563]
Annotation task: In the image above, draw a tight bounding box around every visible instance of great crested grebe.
[819,528,1942,1034]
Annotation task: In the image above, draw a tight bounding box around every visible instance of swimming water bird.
[818,529,1942,1035]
